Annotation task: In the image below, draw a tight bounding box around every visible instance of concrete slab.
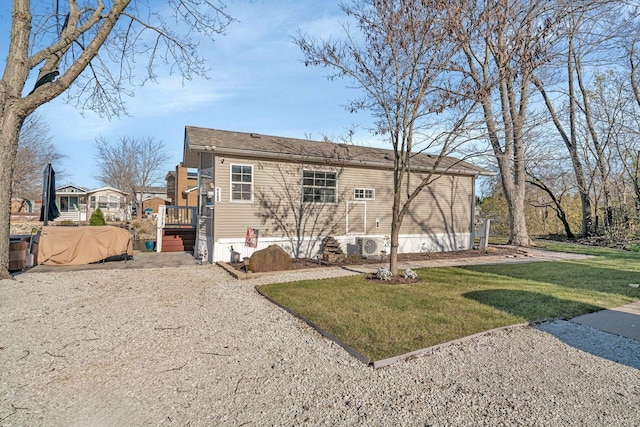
[570,302,640,341]
[23,251,198,273]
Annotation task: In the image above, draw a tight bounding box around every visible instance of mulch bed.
[364,274,421,285]
[229,245,521,273]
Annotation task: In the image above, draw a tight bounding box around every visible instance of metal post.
[479,218,491,250]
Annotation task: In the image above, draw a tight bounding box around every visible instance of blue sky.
[2,1,381,189]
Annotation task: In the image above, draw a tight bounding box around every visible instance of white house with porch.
[56,185,129,222]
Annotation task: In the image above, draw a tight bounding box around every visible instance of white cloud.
[126,74,233,117]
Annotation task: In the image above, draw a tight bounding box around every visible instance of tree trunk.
[0,110,26,279]
[575,52,610,231]
[533,77,593,238]
[389,163,403,276]
[389,221,400,277]
[0,1,31,279]
[506,184,532,246]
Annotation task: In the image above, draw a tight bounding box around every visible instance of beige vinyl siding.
[213,156,252,239]
[400,174,472,235]
[336,167,472,236]
[213,157,344,240]
[212,155,472,240]
[339,167,390,235]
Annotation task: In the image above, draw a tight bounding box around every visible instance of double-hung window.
[302,170,337,203]
[231,164,253,202]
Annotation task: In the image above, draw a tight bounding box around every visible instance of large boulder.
[247,245,292,273]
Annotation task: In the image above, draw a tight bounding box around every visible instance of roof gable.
[88,186,128,196]
[56,184,88,194]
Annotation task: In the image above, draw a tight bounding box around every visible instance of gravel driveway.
[1,264,639,426]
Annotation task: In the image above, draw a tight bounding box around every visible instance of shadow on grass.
[463,289,604,321]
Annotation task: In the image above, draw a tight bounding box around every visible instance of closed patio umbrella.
[39,163,60,225]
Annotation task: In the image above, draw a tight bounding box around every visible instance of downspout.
[471,175,477,249]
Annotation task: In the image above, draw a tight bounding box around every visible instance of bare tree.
[13,113,65,202]
[0,1,232,278]
[297,0,472,275]
[454,0,569,247]
[532,1,636,237]
[94,136,170,216]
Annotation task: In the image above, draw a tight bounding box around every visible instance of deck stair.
[161,227,196,252]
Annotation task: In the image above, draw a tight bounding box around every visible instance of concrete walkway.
[571,302,640,341]
[26,251,197,273]
[344,246,593,274]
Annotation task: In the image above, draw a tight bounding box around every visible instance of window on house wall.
[89,196,96,208]
[99,195,108,209]
[354,188,375,200]
[109,195,119,209]
[302,170,337,203]
[231,164,253,202]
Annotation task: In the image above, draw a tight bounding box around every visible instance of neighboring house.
[182,126,491,263]
[56,184,89,221]
[165,164,198,207]
[87,187,129,221]
[55,185,129,222]
[136,186,170,214]
[142,197,169,216]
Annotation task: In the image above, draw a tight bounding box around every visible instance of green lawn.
[257,242,640,361]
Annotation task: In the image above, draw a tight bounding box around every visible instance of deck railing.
[163,206,197,228]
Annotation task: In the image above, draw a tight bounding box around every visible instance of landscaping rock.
[248,244,292,272]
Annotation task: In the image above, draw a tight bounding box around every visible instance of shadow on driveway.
[534,319,640,370]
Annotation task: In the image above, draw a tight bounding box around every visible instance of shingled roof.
[183,126,491,176]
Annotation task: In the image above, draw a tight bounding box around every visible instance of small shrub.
[89,208,106,226]
[375,266,393,281]
[403,268,418,280]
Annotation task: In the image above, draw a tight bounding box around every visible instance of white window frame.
[230,164,253,203]
[302,169,338,204]
[354,188,375,200]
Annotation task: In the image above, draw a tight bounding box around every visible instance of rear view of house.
[182,126,490,263]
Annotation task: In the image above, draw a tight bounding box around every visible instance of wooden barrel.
[9,241,28,271]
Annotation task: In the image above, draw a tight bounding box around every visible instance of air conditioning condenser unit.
[356,237,381,257]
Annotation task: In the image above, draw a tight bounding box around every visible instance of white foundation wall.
[210,232,473,263]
